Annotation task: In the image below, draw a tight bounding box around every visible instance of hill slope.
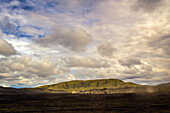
[28,79,141,93]
[0,86,40,94]
[1,80,170,94]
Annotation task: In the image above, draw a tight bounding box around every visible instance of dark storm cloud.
[148,34,170,56]
[36,27,91,52]
[118,58,142,67]
[132,0,163,12]
[123,75,142,80]
[97,42,117,57]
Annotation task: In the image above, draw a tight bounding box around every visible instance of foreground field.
[0,93,169,113]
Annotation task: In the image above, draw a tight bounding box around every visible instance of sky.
[0,0,170,88]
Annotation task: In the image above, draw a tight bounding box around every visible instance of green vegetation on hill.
[33,79,140,93]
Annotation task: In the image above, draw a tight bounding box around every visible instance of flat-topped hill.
[30,79,140,93]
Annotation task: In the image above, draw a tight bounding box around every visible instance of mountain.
[78,82,170,94]
[24,79,141,93]
[1,79,170,94]
[0,86,45,94]
[0,86,29,94]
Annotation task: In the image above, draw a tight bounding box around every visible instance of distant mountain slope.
[78,82,170,94]
[1,80,170,94]
[0,86,46,94]
[30,79,141,93]
[0,86,30,94]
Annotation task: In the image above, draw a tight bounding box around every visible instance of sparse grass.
[0,93,169,113]
[35,79,140,92]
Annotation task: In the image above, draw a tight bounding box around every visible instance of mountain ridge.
[22,78,141,93]
[1,78,170,94]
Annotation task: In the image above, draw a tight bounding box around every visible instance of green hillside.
[30,79,141,93]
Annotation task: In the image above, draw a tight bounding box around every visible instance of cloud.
[148,33,170,56]
[132,0,163,12]
[0,16,16,34]
[0,38,17,56]
[122,67,139,75]
[97,42,116,57]
[36,26,91,52]
[27,59,58,77]
[0,65,10,73]
[0,56,60,87]
[135,12,170,57]
[19,26,44,36]
[127,72,170,85]
[141,64,153,72]
[0,0,170,87]
[118,58,142,67]
[0,56,58,77]
[10,63,25,71]
[64,56,109,68]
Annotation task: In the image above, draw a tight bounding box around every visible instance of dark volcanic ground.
[0,93,169,113]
